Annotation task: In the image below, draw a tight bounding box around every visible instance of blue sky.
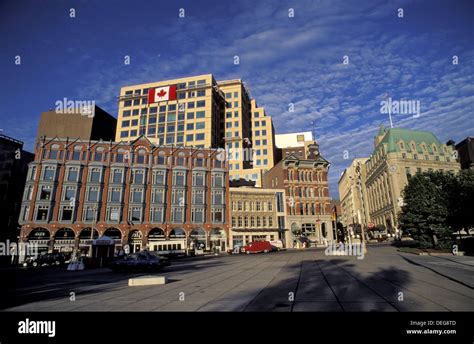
[1,0,473,198]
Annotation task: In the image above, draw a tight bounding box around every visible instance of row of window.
[123,109,206,120]
[231,216,274,228]
[232,200,274,212]
[22,204,224,224]
[38,149,222,167]
[288,187,328,198]
[401,152,450,162]
[28,166,225,186]
[288,170,326,183]
[225,92,239,99]
[122,121,206,132]
[28,184,225,205]
[287,203,328,216]
[124,100,206,108]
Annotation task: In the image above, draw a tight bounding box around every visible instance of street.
[2,244,473,312]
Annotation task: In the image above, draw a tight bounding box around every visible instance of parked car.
[23,252,68,267]
[242,241,274,254]
[109,251,170,272]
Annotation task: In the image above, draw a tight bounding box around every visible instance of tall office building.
[117,75,278,185]
[217,79,252,174]
[116,74,226,148]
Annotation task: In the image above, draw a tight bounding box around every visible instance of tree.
[399,171,454,249]
[447,169,474,233]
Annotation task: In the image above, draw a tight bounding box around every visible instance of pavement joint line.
[196,258,284,311]
[323,259,400,312]
[289,255,305,312]
[315,260,344,311]
[131,257,274,310]
[399,254,474,290]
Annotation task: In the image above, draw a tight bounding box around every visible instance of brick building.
[262,144,333,246]
[19,136,229,256]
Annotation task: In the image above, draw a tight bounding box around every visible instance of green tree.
[399,171,454,249]
[448,169,474,233]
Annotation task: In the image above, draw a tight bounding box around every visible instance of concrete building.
[338,158,370,229]
[454,137,474,170]
[116,74,226,148]
[229,187,288,249]
[116,74,278,186]
[19,136,230,256]
[229,99,278,186]
[37,105,116,142]
[262,147,333,246]
[0,135,34,245]
[365,125,461,233]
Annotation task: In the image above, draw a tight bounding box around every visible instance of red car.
[242,241,273,254]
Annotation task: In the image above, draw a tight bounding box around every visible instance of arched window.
[136,149,146,164]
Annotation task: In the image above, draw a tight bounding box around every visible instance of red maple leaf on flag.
[157,89,167,97]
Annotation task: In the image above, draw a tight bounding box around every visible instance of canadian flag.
[148,85,177,103]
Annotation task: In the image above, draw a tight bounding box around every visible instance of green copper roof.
[374,127,444,154]
[377,124,386,136]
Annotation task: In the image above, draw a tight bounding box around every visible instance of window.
[234,101,238,107]
[89,168,101,182]
[39,186,52,200]
[120,131,129,138]
[67,168,79,182]
[196,100,205,107]
[108,207,121,222]
[196,133,205,141]
[130,207,142,222]
[43,166,55,181]
[187,123,194,130]
[196,122,205,130]
[174,172,186,186]
[87,187,99,202]
[212,173,223,187]
[151,207,164,223]
[110,188,121,202]
[186,134,193,141]
[36,206,49,221]
[122,120,130,127]
[153,171,165,185]
[124,100,132,107]
[225,92,231,99]
[152,189,165,203]
[212,191,223,205]
[83,207,96,222]
[63,187,75,201]
[61,206,74,221]
[197,90,205,97]
[172,207,184,223]
[212,208,223,223]
[226,112,232,119]
[196,111,205,118]
[188,102,195,109]
[187,112,195,120]
[132,170,144,184]
[123,110,131,117]
[192,208,204,223]
[193,172,205,186]
[192,190,205,204]
[131,188,143,203]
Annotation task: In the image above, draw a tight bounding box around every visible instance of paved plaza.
[2,244,473,312]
